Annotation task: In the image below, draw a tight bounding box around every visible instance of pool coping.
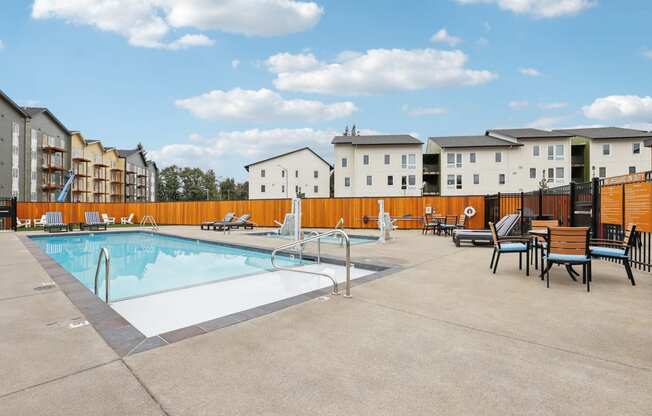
[18,230,402,357]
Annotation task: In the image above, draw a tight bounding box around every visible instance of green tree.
[202,169,219,200]
[157,165,181,201]
[179,167,206,201]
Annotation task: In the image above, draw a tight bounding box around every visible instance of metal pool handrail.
[271,229,352,298]
[94,247,111,303]
[140,215,159,231]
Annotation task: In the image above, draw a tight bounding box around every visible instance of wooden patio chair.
[590,224,637,286]
[422,213,434,235]
[489,222,530,276]
[530,219,560,270]
[543,227,592,291]
[439,215,458,236]
[455,214,466,230]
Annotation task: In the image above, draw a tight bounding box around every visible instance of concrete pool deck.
[1,227,651,415]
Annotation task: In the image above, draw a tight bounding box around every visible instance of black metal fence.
[0,197,17,231]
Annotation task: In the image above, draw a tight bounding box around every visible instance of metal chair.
[543,227,592,291]
[590,224,637,286]
[489,222,530,276]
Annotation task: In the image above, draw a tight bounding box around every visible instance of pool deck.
[1,226,651,415]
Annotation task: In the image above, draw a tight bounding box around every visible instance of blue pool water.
[251,232,378,245]
[31,232,306,302]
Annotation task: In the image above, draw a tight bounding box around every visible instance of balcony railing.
[423,163,440,174]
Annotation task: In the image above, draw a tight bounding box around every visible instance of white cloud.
[509,100,529,109]
[476,37,489,46]
[483,21,491,32]
[527,115,568,129]
[267,49,497,95]
[642,49,652,59]
[519,67,542,77]
[403,105,448,117]
[430,28,463,47]
[31,0,323,49]
[455,0,595,18]
[0,40,4,49]
[539,101,568,109]
[175,88,357,121]
[231,59,240,69]
[583,95,652,121]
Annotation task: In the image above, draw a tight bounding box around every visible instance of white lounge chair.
[102,213,115,225]
[17,218,31,228]
[121,213,134,224]
[34,215,46,228]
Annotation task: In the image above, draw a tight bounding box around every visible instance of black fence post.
[569,182,576,227]
[538,188,543,218]
[520,191,525,233]
[10,197,17,231]
[591,177,600,238]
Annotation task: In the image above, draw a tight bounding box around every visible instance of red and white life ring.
[464,206,477,218]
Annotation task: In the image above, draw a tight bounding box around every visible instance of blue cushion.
[590,246,627,258]
[545,253,590,263]
[499,242,528,252]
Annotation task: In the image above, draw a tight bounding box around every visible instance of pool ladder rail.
[94,247,111,303]
[270,229,352,298]
[140,215,159,231]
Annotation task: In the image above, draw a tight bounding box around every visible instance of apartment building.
[0,90,28,199]
[71,132,126,202]
[245,147,332,199]
[333,134,423,197]
[118,146,158,202]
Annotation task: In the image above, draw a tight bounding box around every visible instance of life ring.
[464,206,477,218]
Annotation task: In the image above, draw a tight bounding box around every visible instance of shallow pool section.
[250,231,378,245]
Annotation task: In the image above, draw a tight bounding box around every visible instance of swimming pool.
[250,231,378,245]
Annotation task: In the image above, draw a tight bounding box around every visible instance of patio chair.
[121,213,134,224]
[102,213,115,225]
[214,214,254,231]
[590,223,637,286]
[44,212,70,233]
[455,214,466,230]
[489,222,530,276]
[82,212,107,231]
[543,227,592,291]
[34,215,46,228]
[530,219,560,270]
[453,213,520,247]
[201,212,234,230]
[17,218,31,228]
[438,215,458,236]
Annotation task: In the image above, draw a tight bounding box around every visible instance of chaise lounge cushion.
[545,253,590,263]
[499,242,528,252]
[590,246,627,258]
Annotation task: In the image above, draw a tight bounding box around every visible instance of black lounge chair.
[82,212,107,231]
[201,212,235,230]
[44,212,70,233]
[452,213,520,247]
[214,214,255,231]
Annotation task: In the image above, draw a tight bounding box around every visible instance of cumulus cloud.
[455,0,595,18]
[175,88,357,121]
[31,0,323,49]
[231,59,240,69]
[527,115,569,129]
[430,28,462,47]
[539,101,568,109]
[403,105,448,117]
[267,48,496,95]
[0,40,4,49]
[509,100,529,109]
[583,95,652,121]
[642,49,652,59]
[519,67,542,77]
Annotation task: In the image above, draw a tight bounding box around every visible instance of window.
[342,158,348,168]
[548,145,554,160]
[384,154,390,165]
[295,185,299,194]
[455,175,462,190]
[314,170,318,178]
[281,170,285,178]
[495,152,502,163]
[344,177,351,187]
[447,153,462,168]
[555,144,564,160]
[447,153,455,168]
[314,185,319,193]
[366,175,372,186]
[556,167,564,180]
[401,176,407,189]
[599,167,606,178]
[547,168,554,182]
[281,185,285,193]
[498,174,505,185]
[633,143,641,154]
[455,154,462,168]
[387,175,394,186]
[408,154,416,169]
[533,145,540,157]
[473,174,479,185]
[408,175,416,186]
[447,175,455,187]
[469,152,476,163]
[602,144,610,156]
[629,166,636,174]
[261,184,266,193]
[529,168,536,179]
[295,170,298,178]
[363,155,369,165]
[402,154,408,168]
[261,169,265,178]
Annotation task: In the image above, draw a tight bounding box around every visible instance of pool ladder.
[94,247,111,303]
[271,229,352,298]
[140,215,159,231]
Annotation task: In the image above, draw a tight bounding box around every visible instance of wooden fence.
[17,195,486,230]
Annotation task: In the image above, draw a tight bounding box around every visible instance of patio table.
[528,228,581,280]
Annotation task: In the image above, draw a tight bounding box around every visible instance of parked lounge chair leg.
[519,252,522,270]
[490,248,496,269]
[587,262,592,292]
[493,252,500,274]
[624,260,636,286]
[526,248,529,276]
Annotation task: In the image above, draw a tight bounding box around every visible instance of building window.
[342,158,348,168]
[599,167,606,178]
[384,154,390,165]
[629,166,636,174]
[281,185,285,193]
[281,170,285,178]
[555,144,564,160]
[260,169,265,178]
[602,144,610,156]
[633,143,641,154]
[455,175,462,190]
[295,170,299,178]
[548,168,554,182]
[556,167,564,180]
[473,174,479,185]
[344,177,351,187]
[314,170,318,178]
[495,152,502,163]
[530,168,536,179]
[366,175,372,186]
[447,153,455,168]
[295,185,299,194]
[447,175,455,188]
[408,154,416,169]
[261,184,266,193]
[469,152,476,163]
[533,145,540,157]
[314,185,319,193]
[363,155,369,165]
[402,154,408,168]
[387,175,394,186]
[409,175,416,186]
[455,154,462,168]
[498,174,505,185]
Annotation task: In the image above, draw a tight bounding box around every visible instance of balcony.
[422,183,440,195]
[423,164,440,175]
[572,155,585,167]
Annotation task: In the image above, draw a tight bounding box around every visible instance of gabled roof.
[487,128,572,140]
[427,135,522,152]
[0,89,29,117]
[22,106,71,135]
[244,147,333,172]
[553,127,652,139]
[118,148,148,165]
[331,134,423,145]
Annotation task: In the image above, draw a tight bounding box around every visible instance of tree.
[202,169,219,200]
[179,167,206,201]
[219,177,236,200]
[157,165,181,201]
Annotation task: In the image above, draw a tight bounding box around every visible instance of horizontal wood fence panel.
[624,182,652,232]
[601,185,623,226]
[17,196,485,230]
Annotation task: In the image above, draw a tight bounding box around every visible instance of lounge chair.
[44,212,70,233]
[452,213,520,247]
[214,214,254,231]
[82,212,107,231]
[489,222,530,276]
[201,212,234,230]
[17,218,31,228]
[543,226,592,291]
[102,213,115,225]
[121,213,134,224]
[590,223,637,286]
[34,215,46,228]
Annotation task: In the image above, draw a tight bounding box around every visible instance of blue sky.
[1,0,651,180]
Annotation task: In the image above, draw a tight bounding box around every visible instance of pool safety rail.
[94,247,111,303]
[140,214,159,231]
[271,229,352,298]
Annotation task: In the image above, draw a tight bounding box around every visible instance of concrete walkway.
[2,228,651,415]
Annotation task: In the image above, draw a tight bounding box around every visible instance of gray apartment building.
[118,146,158,202]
